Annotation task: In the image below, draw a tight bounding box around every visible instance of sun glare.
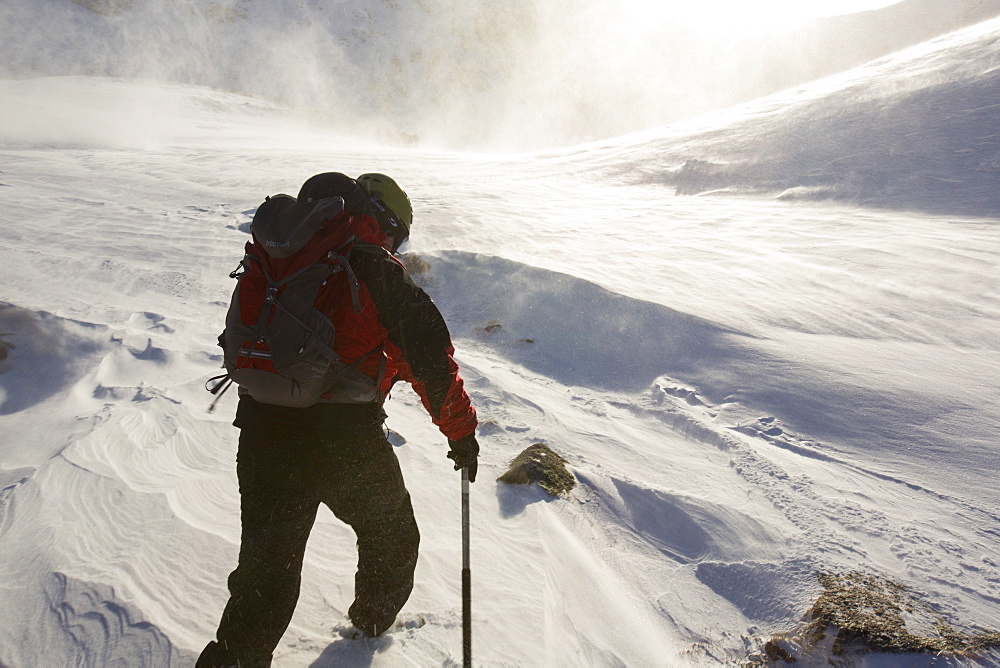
[621,0,904,31]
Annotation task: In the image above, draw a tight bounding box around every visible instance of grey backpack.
[211,194,384,409]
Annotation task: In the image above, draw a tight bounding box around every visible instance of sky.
[812,0,905,15]
[622,0,905,29]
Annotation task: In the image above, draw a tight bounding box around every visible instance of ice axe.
[462,466,472,667]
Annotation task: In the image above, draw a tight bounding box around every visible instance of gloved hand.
[447,433,480,483]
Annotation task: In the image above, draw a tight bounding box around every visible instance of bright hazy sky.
[807,0,904,16]
[627,0,905,30]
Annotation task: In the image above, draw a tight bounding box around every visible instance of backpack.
[212,194,385,409]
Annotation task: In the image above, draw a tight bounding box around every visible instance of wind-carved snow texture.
[407,248,1000,663]
[0,302,216,667]
[37,572,186,668]
[412,251,748,393]
[0,303,106,415]
[0,469,32,540]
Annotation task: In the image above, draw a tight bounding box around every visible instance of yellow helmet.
[356,173,412,246]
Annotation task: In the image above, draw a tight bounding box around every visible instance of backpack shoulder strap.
[323,243,363,314]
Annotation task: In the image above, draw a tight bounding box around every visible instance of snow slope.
[1,16,999,668]
[570,15,1000,217]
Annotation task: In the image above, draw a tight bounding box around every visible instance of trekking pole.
[462,466,472,668]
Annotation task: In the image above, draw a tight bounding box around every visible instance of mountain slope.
[573,16,1000,216]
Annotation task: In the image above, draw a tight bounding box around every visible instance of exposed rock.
[752,571,1000,664]
[497,443,575,497]
[67,0,132,16]
[0,333,13,362]
[763,639,796,663]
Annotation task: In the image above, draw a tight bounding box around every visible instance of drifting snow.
[1,16,999,668]
[573,16,1000,217]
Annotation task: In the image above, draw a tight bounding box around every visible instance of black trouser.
[199,400,420,667]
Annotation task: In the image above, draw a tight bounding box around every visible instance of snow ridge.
[580,16,1000,217]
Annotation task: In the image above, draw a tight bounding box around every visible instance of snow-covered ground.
[1,10,999,668]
